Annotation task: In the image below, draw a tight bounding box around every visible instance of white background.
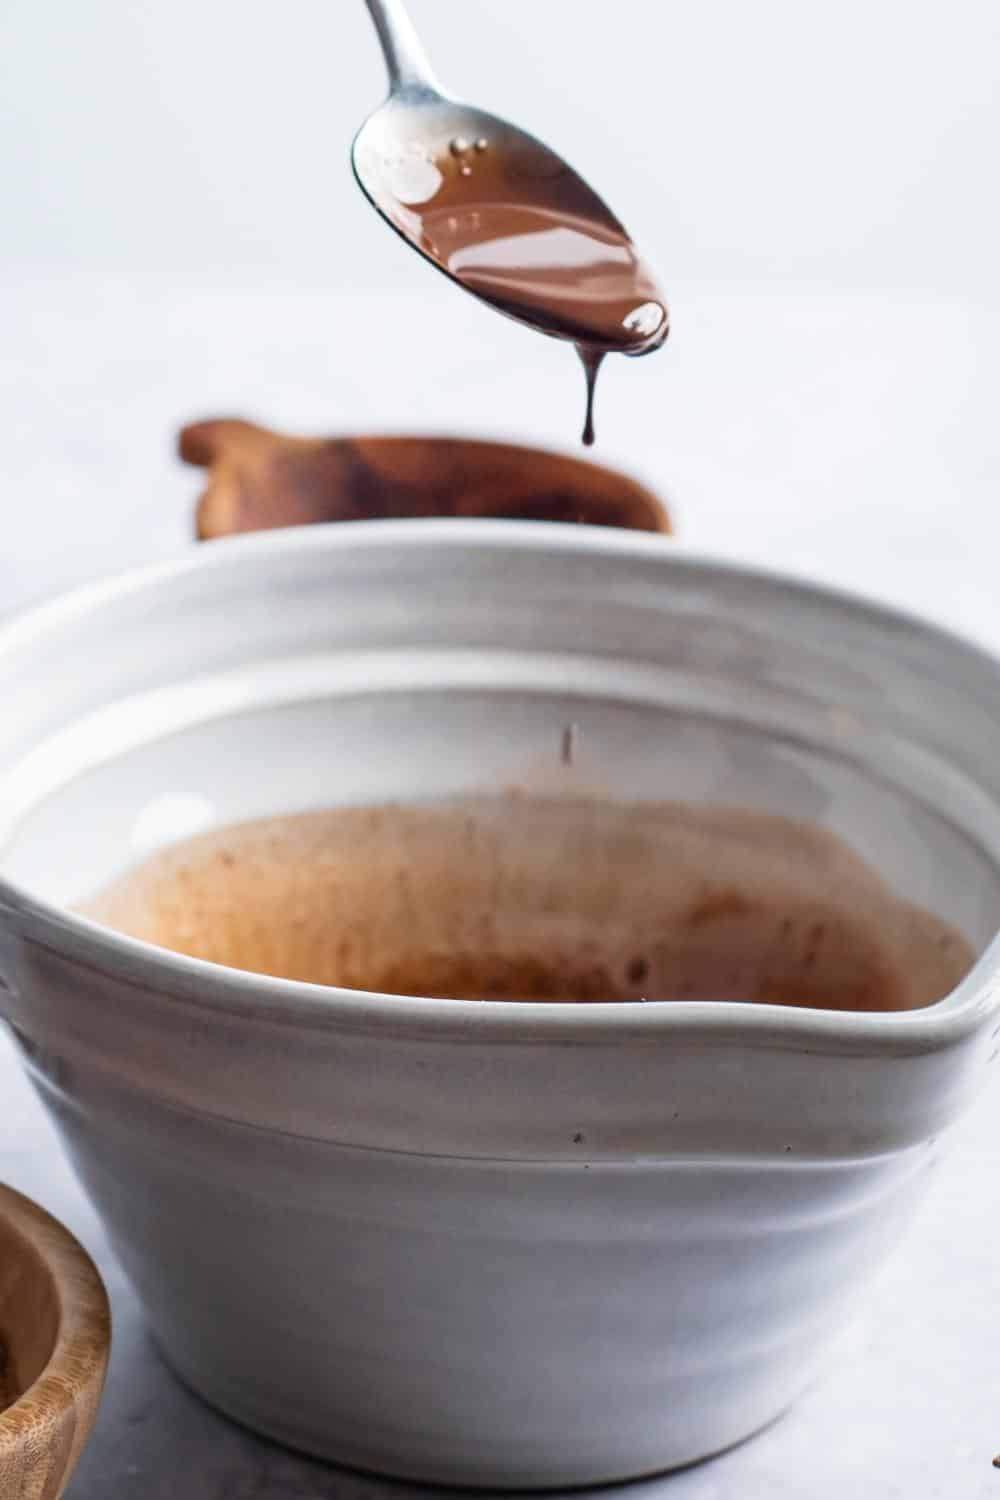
[3,0,999,293]
[1,1,999,634]
[2,5,1000,1498]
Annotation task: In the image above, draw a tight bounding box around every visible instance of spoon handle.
[362,0,440,96]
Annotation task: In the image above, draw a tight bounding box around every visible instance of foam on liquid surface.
[83,796,973,1009]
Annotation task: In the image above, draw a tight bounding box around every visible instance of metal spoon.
[352,0,668,443]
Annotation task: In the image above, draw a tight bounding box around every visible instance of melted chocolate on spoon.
[408,135,668,446]
[353,106,668,444]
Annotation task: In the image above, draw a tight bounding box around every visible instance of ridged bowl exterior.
[0,523,998,1486]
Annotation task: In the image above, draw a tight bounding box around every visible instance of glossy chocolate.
[353,98,668,442]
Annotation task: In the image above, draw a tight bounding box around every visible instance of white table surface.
[2,270,999,1498]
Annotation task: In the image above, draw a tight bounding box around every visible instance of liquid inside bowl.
[3,633,996,1013]
[80,794,972,1009]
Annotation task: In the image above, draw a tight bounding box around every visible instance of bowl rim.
[1,517,998,1053]
[0,1183,110,1465]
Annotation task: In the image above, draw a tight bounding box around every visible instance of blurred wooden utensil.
[179,421,671,540]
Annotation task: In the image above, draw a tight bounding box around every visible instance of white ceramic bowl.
[0,521,998,1488]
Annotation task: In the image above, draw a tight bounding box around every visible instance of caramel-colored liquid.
[83,797,972,1010]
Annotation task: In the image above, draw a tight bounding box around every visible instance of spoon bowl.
[352,94,667,353]
[352,0,668,443]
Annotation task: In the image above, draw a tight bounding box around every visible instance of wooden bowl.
[0,1185,110,1500]
[178,421,672,540]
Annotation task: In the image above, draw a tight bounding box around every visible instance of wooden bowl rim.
[182,423,672,540]
[0,1184,110,1456]
[331,432,669,510]
[182,423,666,477]
[289,430,663,475]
